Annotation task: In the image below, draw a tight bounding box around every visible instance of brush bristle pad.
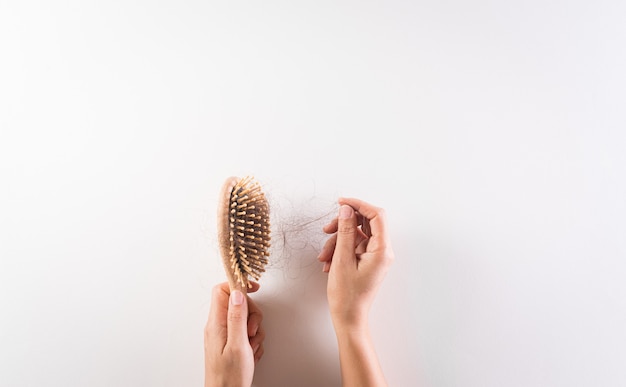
[228,176,271,288]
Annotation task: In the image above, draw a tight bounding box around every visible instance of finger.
[354,224,369,245]
[355,239,368,256]
[334,204,357,265]
[339,197,389,243]
[318,234,337,262]
[250,325,265,354]
[325,212,369,235]
[323,217,338,234]
[205,283,230,351]
[254,344,265,364]
[225,289,249,349]
[323,260,331,272]
[360,215,371,237]
[207,283,230,329]
[341,198,395,268]
[207,282,258,327]
[320,220,368,263]
[247,281,260,293]
[247,297,263,338]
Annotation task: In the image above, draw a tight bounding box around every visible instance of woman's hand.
[319,197,394,387]
[204,282,265,387]
[318,197,395,329]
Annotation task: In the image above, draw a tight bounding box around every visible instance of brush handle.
[217,176,248,295]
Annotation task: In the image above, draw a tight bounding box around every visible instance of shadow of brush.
[252,250,341,387]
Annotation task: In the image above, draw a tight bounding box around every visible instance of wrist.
[332,314,370,339]
[330,303,370,331]
[205,379,250,387]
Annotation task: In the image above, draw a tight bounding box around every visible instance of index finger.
[208,282,229,322]
[206,283,230,349]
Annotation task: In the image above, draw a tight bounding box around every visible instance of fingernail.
[339,205,352,219]
[230,290,244,306]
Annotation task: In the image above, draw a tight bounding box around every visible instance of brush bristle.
[227,176,271,288]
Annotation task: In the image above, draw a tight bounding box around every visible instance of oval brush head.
[217,176,271,292]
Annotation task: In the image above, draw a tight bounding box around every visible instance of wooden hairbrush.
[217,176,271,294]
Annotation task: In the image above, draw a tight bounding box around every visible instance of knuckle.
[211,283,226,299]
[228,310,245,324]
[370,206,386,223]
[337,222,355,235]
[225,345,247,358]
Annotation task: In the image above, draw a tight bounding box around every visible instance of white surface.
[1,1,625,386]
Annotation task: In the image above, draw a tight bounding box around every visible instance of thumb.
[334,204,357,264]
[226,289,249,348]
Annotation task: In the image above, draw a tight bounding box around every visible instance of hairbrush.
[217,176,271,293]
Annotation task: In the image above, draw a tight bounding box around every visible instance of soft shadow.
[252,251,341,387]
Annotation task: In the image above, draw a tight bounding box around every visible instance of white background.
[1,1,625,386]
